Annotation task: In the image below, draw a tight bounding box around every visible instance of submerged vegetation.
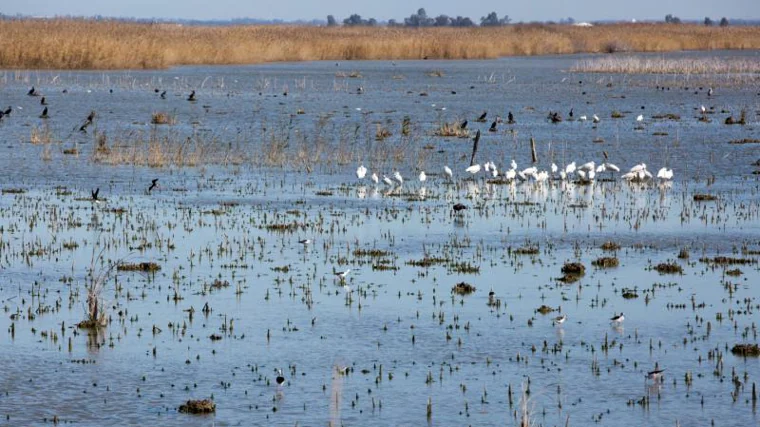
[1,20,760,69]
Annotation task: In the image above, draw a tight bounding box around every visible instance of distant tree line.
[666,14,730,27]
[329,8,511,28]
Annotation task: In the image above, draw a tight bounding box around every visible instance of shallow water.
[0,52,759,426]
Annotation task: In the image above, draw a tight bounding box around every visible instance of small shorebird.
[91,188,101,203]
[335,269,351,280]
[554,314,567,326]
[187,90,196,102]
[610,312,625,324]
[275,368,285,386]
[298,239,311,245]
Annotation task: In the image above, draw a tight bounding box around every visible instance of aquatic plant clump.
[178,399,216,414]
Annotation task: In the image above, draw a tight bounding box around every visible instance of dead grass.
[572,56,760,74]
[2,20,760,69]
[151,111,176,125]
[434,122,470,138]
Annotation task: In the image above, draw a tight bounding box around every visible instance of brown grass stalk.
[1,20,760,69]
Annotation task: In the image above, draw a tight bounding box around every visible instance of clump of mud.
[536,305,555,314]
[592,257,619,268]
[731,344,760,357]
[693,194,717,201]
[558,262,585,283]
[179,399,216,414]
[600,241,621,251]
[654,262,683,274]
[452,282,476,295]
[117,262,161,272]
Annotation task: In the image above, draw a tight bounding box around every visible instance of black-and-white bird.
[646,368,665,382]
[275,368,285,386]
[91,188,100,203]
[335,269,351,280]
[610,312,624,324]
[148,178,159,192]
[553,314,567,325]
[298,239,311,245]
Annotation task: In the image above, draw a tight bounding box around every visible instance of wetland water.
[0,51,759,426]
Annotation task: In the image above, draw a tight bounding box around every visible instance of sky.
[3,0,759,22]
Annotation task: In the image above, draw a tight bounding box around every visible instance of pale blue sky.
[3,0,758,22]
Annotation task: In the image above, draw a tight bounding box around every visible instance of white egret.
[465,164,481,174]
[356,164,367,179]
[419,171,427,182]
[444,165,453,180]
[393,171,403,185]
[593,114,600,123]
[371,173,379,184]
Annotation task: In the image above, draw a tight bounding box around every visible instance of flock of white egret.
[355,159,673,187]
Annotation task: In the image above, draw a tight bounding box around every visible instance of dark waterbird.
[27,86,39,96]
[476,111,487,122]
[187,90,196,102]
[507,111,515,124]
[91,188,100,202]
[460,119,468,130]
[452,203,468,213]
[160,90,167,99]
[79,111,96,133]
[3,106,11,116]
[40,97,47,105]
[489,120,498,132]
[39,107,48,119]
[148,178,159,193]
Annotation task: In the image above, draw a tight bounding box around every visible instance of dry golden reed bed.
[1,19,760,69]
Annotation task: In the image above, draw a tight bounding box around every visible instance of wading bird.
[148,178,159,192]
[610,313,624,324]
[187,90,196,102]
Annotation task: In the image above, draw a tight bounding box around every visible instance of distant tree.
[388,19,399,27]
[343,14,369,26]
[481,11,500,26]
[560,17,576,24]
[480,11,510,26]
[451,16,475,27]
[367,18,377,26]
[434,14,451,27]
[327,15,337,26]
[719,17,729,27]
[703,17,713,26]
[665,14,681,24]
[404,8,434,27]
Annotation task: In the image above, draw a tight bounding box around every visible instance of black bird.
[507,111,515,124]
[39,107,48,119]
[154,88,160,93]
[3,106,11,116]
[476,111,487,122]
[489,120,497,132]
[27,86,39,96]
[707,87,713,97]
[79,111,95,133]
[568,108,574,118]
[160,90,167,99]
[148,178,159,192]
[452,203,468,213]
[548,111,562,123]
[646,369,665,382]
[460,119,468,130]
[275,368,285,386]
[187,90,196,102]
[40,97,47,105]
[91,188,100,202]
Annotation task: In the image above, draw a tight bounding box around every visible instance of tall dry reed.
[1,20,759,69]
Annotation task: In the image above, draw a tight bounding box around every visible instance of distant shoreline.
[1,19,759,70]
